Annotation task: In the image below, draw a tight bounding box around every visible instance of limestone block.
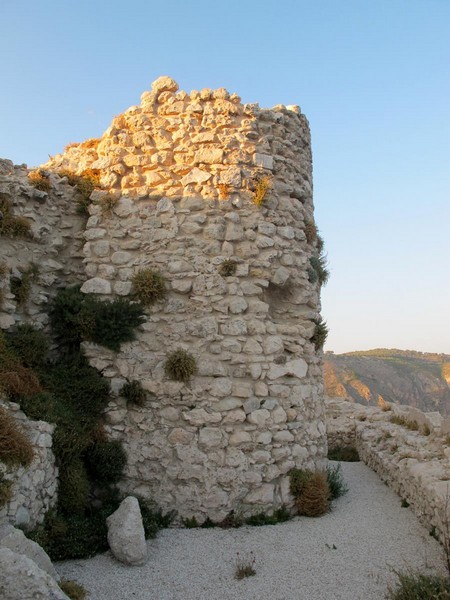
[247,409,271,427]
[171,279,192,294]
[245,484,274,504]
[168,428,194,445]
[111,251,132,265]
[267,358,308,380]
[151,76,179,93]
[263,336,284,354]
[271,267,290,287]
[195,148,224,164]
[229,431,252,445]
[214,398,243,411]
[181,168,211,185]
[222,409,246,424]
[80,277,111,294]
[198,427,223,448]
[210,378,233,398]
[106,496,147,566]
[229,297,248,314]
[243,338,263,354]
[220,319,247,336]
[0,524,57,579]
[232,382,253,398]
[254,153,274,170]
[183,409,222,426]
[0,548,69,600]
[0,314,15,329]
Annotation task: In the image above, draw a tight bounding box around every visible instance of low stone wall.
[326,397,450,543]
[0,401,58,528]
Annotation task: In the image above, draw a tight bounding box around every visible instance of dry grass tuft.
[0,198,32,239]
[304,219,317,243]
[296,472,330,517]
[0,332,42,398]
[252,175,272,206]
[234,551,256,580]
[28,170,51,192]
[59,579,87,600]
[0,407,34,468]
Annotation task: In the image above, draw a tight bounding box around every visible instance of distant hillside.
[324,349,450,415]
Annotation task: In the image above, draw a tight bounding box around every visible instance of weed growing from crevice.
[386,570,450,600]
[0,473,13,508]
[252,174,271,207]
[219,259,237,277]
[58,169,101,215]
[308,255,329,286]
[0,406,34,468]
[164,349,197,383]
[131,268,166,307]
[120,380,147,407]
[310,317,329,350]
[10,263,39,307]
[0,197,32,238]
[28,170,51,192]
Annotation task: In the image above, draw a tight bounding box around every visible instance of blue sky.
[2,0,449,353]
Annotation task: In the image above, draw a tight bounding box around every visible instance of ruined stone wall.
[47,76,327,522]
[0,400,58,528]
[0,159,85,331]
[326,397,450,544]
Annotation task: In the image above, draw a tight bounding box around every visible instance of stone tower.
[44,76,327,522]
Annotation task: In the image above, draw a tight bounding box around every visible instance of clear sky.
[1,0,449,354]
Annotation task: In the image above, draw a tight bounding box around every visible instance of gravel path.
[56,462,446,600]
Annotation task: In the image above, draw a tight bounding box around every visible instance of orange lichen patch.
[217,183,230,200]
[64,142,81,152]
[79,138,100,150]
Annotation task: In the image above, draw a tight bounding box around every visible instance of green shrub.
[49,287,86,351]
[50,287,145,352]
[386,571,450,600]
[120,380,147,407]
[7,324,49,368]
[0,473,13,507]
[311,317,329,350]
[164,349,197,382]
[308,255,329,286]
[58,460,90,514]
[84,440,126,485]
[53,425,91,465]
[328,446,360,462]
[0,407,34,468]
[80,296,145,351]
[219,260,237,277]
[59,579,87,600]
[183,516,200,528]
[326,463,348,501]
[131,269,166,306]
[45,354,110,425]
[0,198,32,238]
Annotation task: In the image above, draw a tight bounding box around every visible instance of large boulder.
[0,547,70,600]
[106,496,147,566]
[0,523,58,579]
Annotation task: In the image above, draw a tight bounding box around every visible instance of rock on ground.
[106,496,147,566]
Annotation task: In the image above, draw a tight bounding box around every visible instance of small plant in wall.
[131,268,166,307]
[10,263,39,306]
[164,349,197,382]
[252,174,272,207]
[304,219,317,244]
[120,380,147,407]
[0,197,32,239]
[310,317,329,350]
[218,259,237,277]
[28,169,52,192]
[308,255,329,286]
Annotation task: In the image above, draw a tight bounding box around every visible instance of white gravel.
[56,462,446,600]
